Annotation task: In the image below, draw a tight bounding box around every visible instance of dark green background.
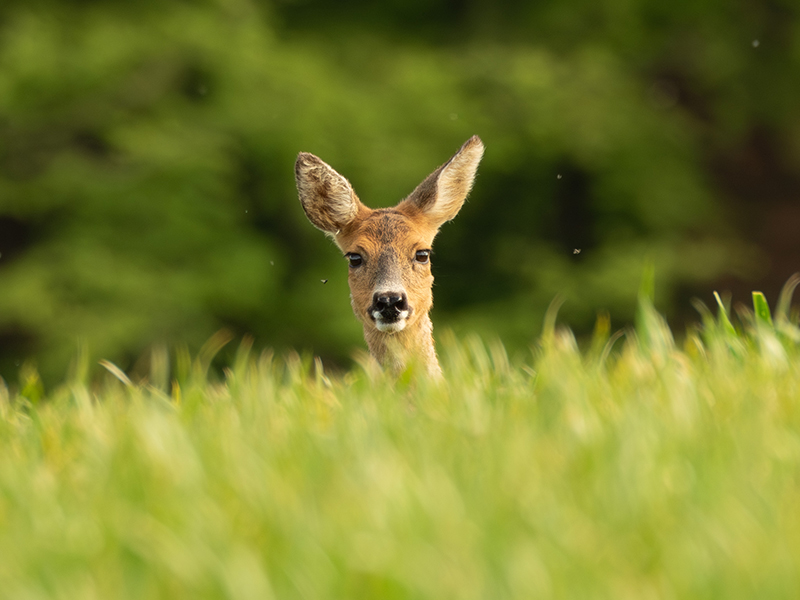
[1,0,798,380]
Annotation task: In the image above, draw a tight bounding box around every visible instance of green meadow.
[2,281,800,599]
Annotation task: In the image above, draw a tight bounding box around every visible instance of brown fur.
[295,136,484,376]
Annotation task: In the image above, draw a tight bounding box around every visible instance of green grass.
[3,280,800,599]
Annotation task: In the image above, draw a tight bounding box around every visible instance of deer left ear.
[400,135,484,229]
[295,152,363,235]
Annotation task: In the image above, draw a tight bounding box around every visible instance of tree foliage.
[0,0,797,378]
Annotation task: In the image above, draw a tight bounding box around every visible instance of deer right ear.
[400,135,484,229]
[295,152,361,234]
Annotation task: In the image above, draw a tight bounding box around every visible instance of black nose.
[373,292,408,317]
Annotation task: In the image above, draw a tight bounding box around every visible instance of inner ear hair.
[400,135,484,227]
[295,152,361,234]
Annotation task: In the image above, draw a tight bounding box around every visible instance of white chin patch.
[374,312,409,333]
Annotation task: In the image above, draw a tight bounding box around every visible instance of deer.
[295,135,484,378]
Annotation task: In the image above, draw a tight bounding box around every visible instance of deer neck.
[363,313,442,377]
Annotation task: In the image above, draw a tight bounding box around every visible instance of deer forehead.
[344,210,434,255]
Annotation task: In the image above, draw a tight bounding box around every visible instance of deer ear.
[295,152,362,234]
[400,135,484,228]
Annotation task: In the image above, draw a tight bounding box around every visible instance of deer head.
[295,136,484,376]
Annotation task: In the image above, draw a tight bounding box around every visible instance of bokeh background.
[1,0,799,381]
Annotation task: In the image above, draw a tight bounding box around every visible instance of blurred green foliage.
[0,0,798,379]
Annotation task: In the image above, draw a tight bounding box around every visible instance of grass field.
[2,281,800,599]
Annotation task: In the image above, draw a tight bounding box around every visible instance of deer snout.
[372,292,408,316]
[370,291,411,332]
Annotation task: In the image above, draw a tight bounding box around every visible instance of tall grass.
[2,280,800,599]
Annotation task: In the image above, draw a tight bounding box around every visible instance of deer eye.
[415,250,431,264]
[346,253,363,268]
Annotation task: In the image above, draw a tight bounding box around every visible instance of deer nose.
[373,292,408,314]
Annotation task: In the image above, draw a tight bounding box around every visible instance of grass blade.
[776,273,800,323]
[713,291,737,336]
[752,291,773,328]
